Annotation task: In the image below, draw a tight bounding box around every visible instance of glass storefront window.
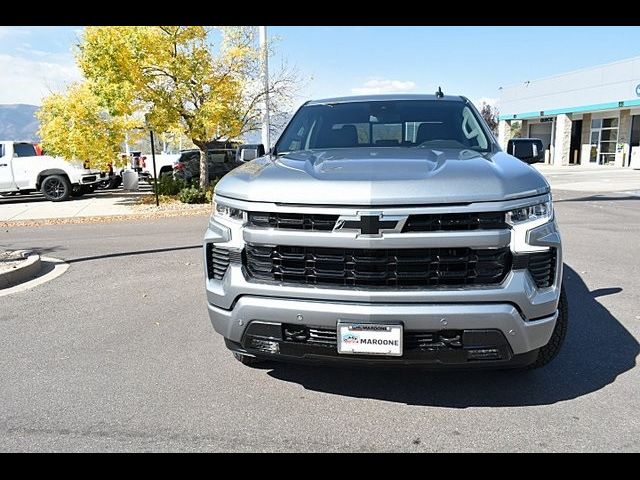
[600,129,618,142]
[599,142,616,153]
[589,116,619,165]
[600,154,615,165]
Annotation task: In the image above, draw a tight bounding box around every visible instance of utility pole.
[125,132,131,156]
[259,26,271,151]
[149,130,159,207]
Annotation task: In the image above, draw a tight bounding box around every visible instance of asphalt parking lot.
[0,186,639,452]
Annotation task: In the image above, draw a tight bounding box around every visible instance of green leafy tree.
[480,102,499,136]
[77,26,298,188]
[36,82,134,170]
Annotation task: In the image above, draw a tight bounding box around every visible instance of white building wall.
[500,56,640,117]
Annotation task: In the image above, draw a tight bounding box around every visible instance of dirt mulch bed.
[1,204,211,228]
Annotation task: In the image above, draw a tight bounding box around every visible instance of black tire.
[41,175,71,202]
[96,179,111,190]
[109,175,122,189]
[526,287,568,369]
[232,352,264,366]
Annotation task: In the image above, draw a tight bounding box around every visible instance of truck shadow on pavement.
[0,186,152,206]
[553,194,640,203]
[264,265,639,407]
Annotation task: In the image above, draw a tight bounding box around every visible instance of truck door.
[0,143,17,190]
[11,142,38,188]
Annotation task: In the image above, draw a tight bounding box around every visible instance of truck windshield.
[276,100,491,154]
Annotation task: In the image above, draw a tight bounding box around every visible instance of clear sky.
[2,26,640,111]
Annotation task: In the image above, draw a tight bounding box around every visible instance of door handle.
[0,163,8,167]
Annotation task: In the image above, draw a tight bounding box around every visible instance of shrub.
[155,175,190,196]
[205,177,219,204]
[178,186,208,204]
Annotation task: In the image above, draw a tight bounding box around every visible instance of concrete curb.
[0,207,211,228]
[0,251,42,289]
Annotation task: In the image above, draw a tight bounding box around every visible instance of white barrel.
[122,169,139,191]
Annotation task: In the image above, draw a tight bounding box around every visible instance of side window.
[461,107,488,149]
[0,144,4,157]
[13,143,37,157]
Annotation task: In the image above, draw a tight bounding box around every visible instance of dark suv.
[173,148,242,182]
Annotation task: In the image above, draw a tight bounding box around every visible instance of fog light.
[250,338,280,354]
[467,348,501,361]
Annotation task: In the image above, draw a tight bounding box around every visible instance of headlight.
[506,200,553,226]
[212,198,246,223]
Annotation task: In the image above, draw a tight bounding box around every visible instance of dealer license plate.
[337,322,403,356]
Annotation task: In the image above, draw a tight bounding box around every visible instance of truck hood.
[215,147,549,206]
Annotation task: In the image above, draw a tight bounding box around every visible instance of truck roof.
[306,93,465,105]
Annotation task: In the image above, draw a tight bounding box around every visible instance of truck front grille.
[512,248,557,288]
[206,245,241,280]
[247,211,506,232]
[283,326,456,350]
[248,212,337,231]
[245,324,512,362]
[244,245,511,288]
[402,212,506,231]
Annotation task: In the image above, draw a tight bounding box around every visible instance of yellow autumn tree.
[77,26,288,188]
[37,82,134,171]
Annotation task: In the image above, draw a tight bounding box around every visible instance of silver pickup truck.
[203,94,566,369]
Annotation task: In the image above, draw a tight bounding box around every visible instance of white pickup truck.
[0,141,104,201]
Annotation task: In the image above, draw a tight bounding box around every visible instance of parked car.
[0,141,103,201]
[173,148,242,182]
[203,93,565,370]
[236,144,265,162]
[141,153,181,178]
[96,161,123,190]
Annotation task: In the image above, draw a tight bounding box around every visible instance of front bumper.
[204,195,563,366]
[208,295,557,365]
[79,172,103,185]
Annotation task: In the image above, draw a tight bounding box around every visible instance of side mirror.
[237,144,265,162]
[507,138,545,164]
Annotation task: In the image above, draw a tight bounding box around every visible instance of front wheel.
[41,175,71,202]
[108,175,122,189]
[526,288,568,369]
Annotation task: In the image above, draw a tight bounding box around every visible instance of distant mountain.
[0,104,40,142]
[0,104,292,146]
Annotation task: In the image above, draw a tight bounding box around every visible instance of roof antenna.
[435,86,444,98]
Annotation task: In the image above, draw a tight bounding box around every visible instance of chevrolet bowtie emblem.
[333,213,408,237]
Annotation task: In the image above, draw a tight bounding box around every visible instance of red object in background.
[174,163,185,171]
[33,143,43,155]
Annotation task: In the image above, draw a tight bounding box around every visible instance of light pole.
[259,26,270,151]
[145,114,159,207]
[149,130,159,207]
